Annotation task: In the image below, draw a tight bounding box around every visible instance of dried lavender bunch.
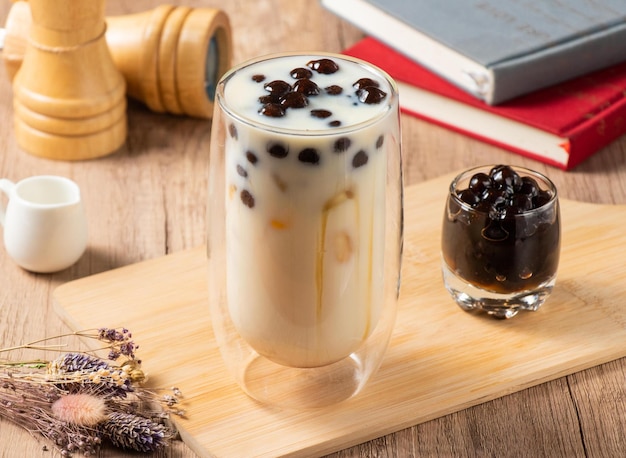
[48,353,134,398]
[102,412,171,452]
[96,328,138,361]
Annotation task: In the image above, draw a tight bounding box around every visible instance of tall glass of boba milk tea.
[207,52,403,409]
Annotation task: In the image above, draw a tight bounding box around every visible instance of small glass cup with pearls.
[441,165,561,319]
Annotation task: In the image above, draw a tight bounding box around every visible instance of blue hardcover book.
[321,0,626,104]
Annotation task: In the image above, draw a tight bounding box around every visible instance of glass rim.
[215,51,399,137]
[449,164,558,216]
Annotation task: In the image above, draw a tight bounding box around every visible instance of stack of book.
[322,0,626,170]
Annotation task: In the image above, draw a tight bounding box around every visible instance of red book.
[344,37,626,170]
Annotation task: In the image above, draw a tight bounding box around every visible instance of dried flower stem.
[0,327,138,362]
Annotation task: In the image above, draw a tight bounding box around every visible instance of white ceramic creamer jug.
[0,175,87,273]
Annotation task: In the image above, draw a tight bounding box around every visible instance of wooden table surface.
[1,1,626,457]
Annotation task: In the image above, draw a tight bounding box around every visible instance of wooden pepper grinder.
[106,5,231,119]
[12,0,127,160]
[4,3,233,119]
[1,1,29,81]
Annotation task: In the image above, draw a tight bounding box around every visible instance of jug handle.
[0,179,15,226]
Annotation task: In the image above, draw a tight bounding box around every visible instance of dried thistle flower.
[1,379,103,456]
[0,328,183,456]
[51,393,107,426]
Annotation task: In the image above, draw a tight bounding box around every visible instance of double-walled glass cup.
[441,165,561,319]
[207,53,403,408]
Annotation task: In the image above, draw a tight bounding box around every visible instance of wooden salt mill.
[3,3,232,119]
[12,0,126,160]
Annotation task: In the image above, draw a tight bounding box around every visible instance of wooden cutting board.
[54,171,626,457]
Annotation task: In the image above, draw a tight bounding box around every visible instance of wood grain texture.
[1,1,626,457]
[53,174,626,457]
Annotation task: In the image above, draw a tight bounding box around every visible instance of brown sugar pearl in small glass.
[441,165,561,319]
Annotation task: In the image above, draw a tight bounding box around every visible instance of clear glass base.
[241,352,367,409]
[442,263,556,319]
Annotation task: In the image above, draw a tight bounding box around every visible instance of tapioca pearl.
[505,194,533,216]
[333,137,351,153]
[228,123,238,139]
[468,172,492,195]
[293,79,320,96]
[519,267,533,280]
[474,200,492,213]
[353,78,380,90]
[519,176,540,198]
[290,67,313,79]
[267,143,289,158]
[356,86,387,104]
[298,148,320,165]
[483,188,508,208]
[280,92,308,109]
[236,165,248,178]
[458,188,480,206]
[533,190,552,208]
[513,195,534,210]
[259,103,285,117]
[307,58,339,74]
[252,74,266,83]
[264,80,292,96]
[311,109,332,119]
[352,150,369,168]
[325,85,343,95]
[375,135,384,149]
[490,165,522,193]
[329,120,341,127]
[240,190,255,208]
[259,94,280,104]
[246,151,259,164]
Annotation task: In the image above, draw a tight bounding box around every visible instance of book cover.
[344,37,626,170]
[323,0,626,105]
